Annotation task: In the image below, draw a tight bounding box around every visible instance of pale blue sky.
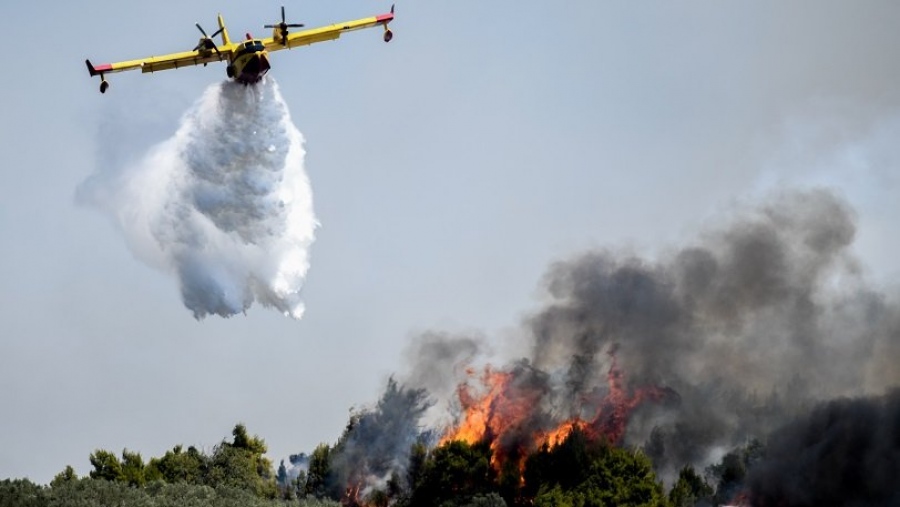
[1,0,898,483]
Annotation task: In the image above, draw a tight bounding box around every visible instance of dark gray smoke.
[328,378,433,497]
[313,189,898,497]
[523,189,900,479]
[402,332,487,430]
[405,188,900,481]
[404,332,485,400]
[747,390,900,507]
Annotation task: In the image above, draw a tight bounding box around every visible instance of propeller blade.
[265,6,302,43]
[193,23,221,54]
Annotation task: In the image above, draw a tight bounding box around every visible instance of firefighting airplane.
[86,5,395,93]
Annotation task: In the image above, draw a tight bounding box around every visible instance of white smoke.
[80,78,316,319]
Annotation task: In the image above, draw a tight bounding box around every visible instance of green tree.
[410,440,496,507]
[234,423,275,495]
[407,441,428,493]
[207,445,276,498]
[575,448,666,506]
[277,460,289,486]
[89,449,124,481]
[523,428,594,499]
[305,443,333,499]
[146,444,207,484]
[231,423,268,456]
[668,466,712,507]
[498,450,525,506]
[293,469,309,499]
[0,478,46,507]
[532,485,572,507]
[47,478,149,506]
[524,429,666,507]
[50,465,78,488]
[121,449,147,487]
[706,439,763,505]
[276,459,293,499]
[368,489,390,507]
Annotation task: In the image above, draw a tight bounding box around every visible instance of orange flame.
[440,367,513,446]
[342,483,362,507]
[440,366,545,471]
[538,418,590,449]
[440,347,673,475]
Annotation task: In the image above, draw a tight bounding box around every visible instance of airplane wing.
[263,9,394,52]
[86,49,229,77]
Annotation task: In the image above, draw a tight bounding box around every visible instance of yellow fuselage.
[228,40,270,84]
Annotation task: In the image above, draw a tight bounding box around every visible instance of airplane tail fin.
[85,59,99,76]
[218,14,231,46]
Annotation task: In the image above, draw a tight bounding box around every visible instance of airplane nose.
[258,53,271,71]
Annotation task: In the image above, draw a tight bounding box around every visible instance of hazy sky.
[1,1,899,483]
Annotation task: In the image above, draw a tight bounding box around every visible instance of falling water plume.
[80,78,317,319]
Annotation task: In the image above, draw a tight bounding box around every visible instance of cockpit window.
[237,41,265,57]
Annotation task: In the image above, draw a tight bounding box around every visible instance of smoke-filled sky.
[1,0,899,484]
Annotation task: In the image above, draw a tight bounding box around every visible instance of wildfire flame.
[724,491,751,507]
[442,368,516,446]
[343,484,362,507]
[537,418,590,449]
[440,346,673,473]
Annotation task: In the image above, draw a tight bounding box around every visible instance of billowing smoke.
[400,188,900,481]
[284,189,898,502]
[328,378,433,500]
[747,390,900,507]
[526,188,897,477]
[79,78,316,319]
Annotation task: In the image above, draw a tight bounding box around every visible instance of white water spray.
[80,78,316,319]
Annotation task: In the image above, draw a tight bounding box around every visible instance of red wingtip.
[375,4,395,23]
[86,60,113,76]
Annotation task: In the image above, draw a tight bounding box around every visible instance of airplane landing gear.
[383,28,393,43]
[100,80,109,93]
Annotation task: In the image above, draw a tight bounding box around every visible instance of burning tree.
[313,378,433,506]
[439,346,676,479]
[292,191,900,507]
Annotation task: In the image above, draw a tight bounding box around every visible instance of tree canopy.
[0,420,754,507]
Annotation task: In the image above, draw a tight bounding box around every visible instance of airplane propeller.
[194,23,223,55]
[265,6,304,45]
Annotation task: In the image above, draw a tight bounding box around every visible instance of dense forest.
[0,420,761,507]
[5,383,900,506]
